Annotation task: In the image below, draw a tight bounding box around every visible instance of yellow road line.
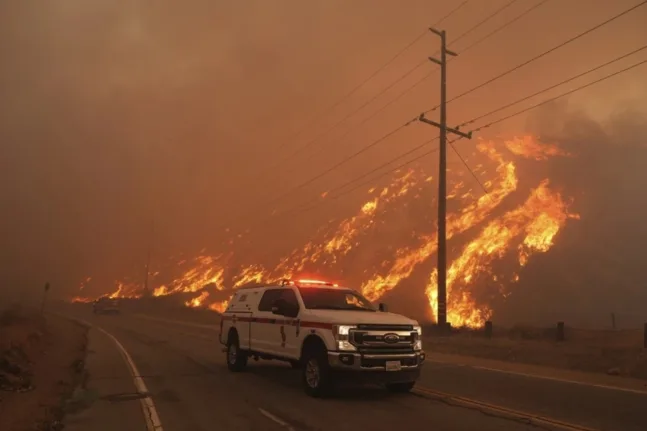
[413,386,599,431]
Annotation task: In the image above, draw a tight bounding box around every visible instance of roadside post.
[643,323,646,349]
[484,321,493,338]
[556,321,565,342]
[40,282,50,315]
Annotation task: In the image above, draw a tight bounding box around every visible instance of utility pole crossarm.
[418,113,472,139]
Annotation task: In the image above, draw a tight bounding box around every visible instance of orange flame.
[185,291,210,308]
[361,141,518,302]
[425,180,579,327]
[73,135,579,328]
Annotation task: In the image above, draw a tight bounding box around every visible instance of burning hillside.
[71,135,579,327]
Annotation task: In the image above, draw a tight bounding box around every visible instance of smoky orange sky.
[1,0,646,320]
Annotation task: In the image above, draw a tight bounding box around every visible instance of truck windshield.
[298,288,376,311]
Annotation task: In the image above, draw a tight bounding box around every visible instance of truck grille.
[356,324,414,331]
[350,327,417,353]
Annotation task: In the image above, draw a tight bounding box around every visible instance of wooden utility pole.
[419,27,472,329]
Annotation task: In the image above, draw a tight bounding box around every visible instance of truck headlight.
[413,325,422,351]
[333,325,357,351]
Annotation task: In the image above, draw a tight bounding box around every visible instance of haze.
[1,0,646,325]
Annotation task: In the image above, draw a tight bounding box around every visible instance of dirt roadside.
[0,305,88,431]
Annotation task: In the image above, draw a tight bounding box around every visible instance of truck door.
[274,288,301,360]
[253,288,284,354]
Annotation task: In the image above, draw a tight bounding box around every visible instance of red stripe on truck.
[221,314,333,330]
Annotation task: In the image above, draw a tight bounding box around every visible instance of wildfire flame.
[360,141,519,302]
[71,135,579,328]
[425,180,579,327]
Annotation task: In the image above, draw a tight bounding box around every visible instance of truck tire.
[301,345,333,397]
[226,333,248,372]
[385,381,416,393]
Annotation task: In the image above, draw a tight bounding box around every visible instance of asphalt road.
[65,308,647,431]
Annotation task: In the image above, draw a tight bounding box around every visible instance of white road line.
[427,359,647,395]
[60,313,163,430]
[258,408,295,430]
[95,325,164,430]
[61,313,163,431]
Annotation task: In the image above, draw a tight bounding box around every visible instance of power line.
[318,0,471,122]
[275,138,440,218]
[460,43,647,127]
[298,0,553,165]
[274,59,428,164]
[245,1,531,202]
[448,139,489,194]
[252,1,472,172]
[221,2,645,235]
[282,144,443,216]
[423,0,647,114]
[470,57,647,132]
[316,0,470,123]
[214,116,418,233]
[265,118,418,207]
[448,0,522,48]
[293,0,515,164]
[254,53,647,223]
[458,0,552,55]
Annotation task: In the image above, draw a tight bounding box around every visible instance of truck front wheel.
[301,346,333,397]
[385,381,416,393]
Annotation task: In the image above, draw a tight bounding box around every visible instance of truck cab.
[219,279,425,397]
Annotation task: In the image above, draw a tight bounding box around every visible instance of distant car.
[93,297,120,314]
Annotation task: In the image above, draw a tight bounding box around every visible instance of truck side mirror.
[378,303,388,312]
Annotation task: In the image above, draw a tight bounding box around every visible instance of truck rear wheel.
[385,381,416,393]
[301,346,333,397]
[226,334,248,372]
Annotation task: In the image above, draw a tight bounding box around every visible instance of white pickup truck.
[219,279,425,397]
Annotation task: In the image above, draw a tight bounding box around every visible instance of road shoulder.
[426,351,647,393]
[64,325,148,431]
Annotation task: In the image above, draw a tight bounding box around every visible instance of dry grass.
[424,324,647,380]
[0,305,88,430]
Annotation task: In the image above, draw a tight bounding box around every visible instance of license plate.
[385,360,401,371]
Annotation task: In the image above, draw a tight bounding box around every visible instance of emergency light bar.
[280,278,338,287]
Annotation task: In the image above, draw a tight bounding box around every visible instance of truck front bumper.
[327,351,425,384]
[328,350,425,372]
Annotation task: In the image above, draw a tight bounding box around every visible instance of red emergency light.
[281,278,339,287]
